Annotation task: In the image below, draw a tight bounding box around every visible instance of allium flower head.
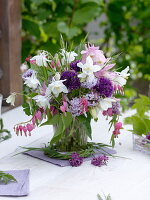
[70,60,81,72]
[91,155,109,167]
[60,70,81,90]
[146,133,150,140]
[94,77,114,97]
[69,153,83,167]
[81,76,98,89]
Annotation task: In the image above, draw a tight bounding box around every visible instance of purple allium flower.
[81,77,98,89]
[112,101,120,115]
[146,133,150,140]
[60,70,81,90]
[91,155,109,167]
[70,60,81,72]
[69,152,83,167]
[68,97,82,117]
[94,77,114,97]
[85,92,100,106]
[22,69,35,80]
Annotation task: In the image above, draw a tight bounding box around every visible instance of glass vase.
[133,134,150,155]
[53,118,88,152]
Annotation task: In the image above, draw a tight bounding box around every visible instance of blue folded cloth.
[0,169,29,196]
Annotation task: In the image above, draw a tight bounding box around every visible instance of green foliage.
[0,171,17,184]
[97,193,112,200]
[21,142,112,160]
[21,0,102,61]
[0,118,11,142]
[99,0,150,80]
[77,113,92,139]
[124,95,150,136]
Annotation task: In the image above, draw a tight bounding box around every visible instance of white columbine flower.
[77,56,103,79]
[30,52,50,67]
[24,74,40,90]
[20,63,28,73]
[6,92,16,106]
[33,95,50,109]
[99,98,116,110]
[46,80,68,97]
[113,66,130,86]
[61,49,77,64]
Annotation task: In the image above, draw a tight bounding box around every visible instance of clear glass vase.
[133,134,150,155]
[53,118,88,152]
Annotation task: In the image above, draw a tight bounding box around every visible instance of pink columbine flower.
[95,64,115,78]
[80,98,88,114]
[81,44,107,65]
[60,101,68,113]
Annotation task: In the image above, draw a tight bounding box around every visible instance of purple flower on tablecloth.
[91,155,109,167]
[70,60,81,72]
[22,69,35,80]
[69,152,83,167]
[60,70,81,90]
[146,133,150,140]
[94,77,114,97]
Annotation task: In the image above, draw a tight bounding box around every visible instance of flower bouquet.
[6,40,129,163]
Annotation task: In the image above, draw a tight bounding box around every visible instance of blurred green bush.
[22,0,150,83]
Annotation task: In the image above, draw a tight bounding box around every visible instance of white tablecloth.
[0,107,150,200]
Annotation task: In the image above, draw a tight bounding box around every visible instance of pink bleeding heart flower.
[26,123,34,133]
[60,101,68,113]
[22,126,27,136]
[115,122,123,130]
[50,106,58,116]
[35,110,42,120]
[32,116,36,125]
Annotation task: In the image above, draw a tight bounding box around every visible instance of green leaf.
[72,5,101,25]
[132,95,150,117]
[78,114,92,139]
[0,171,17,184]
[61,112,73,132]
[57,22,69,35]
[22,18,41,38]
[22,103,31,116]
[50,120,63,145]
[40,114,60,126]
[43,22,59,38]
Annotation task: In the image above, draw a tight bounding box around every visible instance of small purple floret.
[112,102,120,115]
[91,155,109,167]
[69,152,83,167]
[146,133,150,140]
[70,60,81,72]
[60,70,81,90]
[94,77,114,97]
[22,69,35,80]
